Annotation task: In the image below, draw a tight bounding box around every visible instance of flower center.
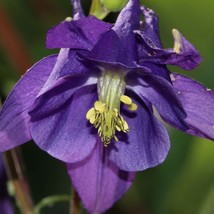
[86,69,137,147]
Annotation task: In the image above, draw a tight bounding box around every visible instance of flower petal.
[113,0,140,36]
[67,140,135,213]
[140,5,162,48]
[127,72,188,131]
[136,29,202,70]
[171,73,214,140]
[46,16,112,50]
[82,0,141,68]
[30,74,97,119]
[0,55,57,152]
[109,90,170,171]
[71,0,84,19]
[139,62,171,82]
[30,85,98,163]
[30,49,97,118]
[38,48,70,94]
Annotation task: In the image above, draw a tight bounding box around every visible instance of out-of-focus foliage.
[101,0,128,11]
[0,0,214,213]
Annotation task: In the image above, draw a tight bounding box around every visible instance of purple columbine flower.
[0,0,214,213]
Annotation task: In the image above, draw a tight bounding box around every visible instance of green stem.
[3,149,34,214]
[34,195,70,214]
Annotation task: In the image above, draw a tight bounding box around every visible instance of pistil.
[86,69,137,146]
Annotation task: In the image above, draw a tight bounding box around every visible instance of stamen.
[120,95,138,111]
[86,108,96,120]
[86,70,138,146]
[86,100,133,147]
[128,103,138,111]
[94,101,106,113]
[120,95,132,105]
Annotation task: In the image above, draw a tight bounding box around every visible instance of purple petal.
[155,30,202,70]
[171,73,214,140]
[127,72,188,131]
[139,62,171,82]
[82,0,141,68]
[39,48,70,93]
[82,30,133,68]
[39,49,95,93]
[113,0,140,36]
[30,85,98,163]
[46,16,112,50]
[0,55,57,152]
[30,49,98,118]
[108,91,170,171]
[136,29,202,70]
[67,140,135,213]
[30,74,97,119]
[71,0,84,19]
[140,5,162,48]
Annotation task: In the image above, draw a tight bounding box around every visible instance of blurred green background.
[0,0,214,213]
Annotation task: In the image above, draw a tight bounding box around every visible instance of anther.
[120,95,132,105]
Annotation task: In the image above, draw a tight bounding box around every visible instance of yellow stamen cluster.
[86,95,137,147]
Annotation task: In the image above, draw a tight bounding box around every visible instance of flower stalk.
[3,148,34,214]
[70,189,81,214]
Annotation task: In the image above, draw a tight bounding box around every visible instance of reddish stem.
[0,3,32,75]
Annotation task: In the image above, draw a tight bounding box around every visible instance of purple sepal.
[127,72,188,131]
[140,6,162,48]
[30,86,98,163]
[71,0,84,19]
[108,91,170,171]
[171,73,214,140]
[82,0,141,68]
[29,74,97,118]
[67,140,135,213]
[136,29,202,71]
[46,16,112,50]
[0,55,57,152]
[137,6,202,71]
[30,49,97,118]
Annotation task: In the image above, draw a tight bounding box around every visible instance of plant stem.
[34,195,70,214]
[3,148,34,214]
[70,189,81,214]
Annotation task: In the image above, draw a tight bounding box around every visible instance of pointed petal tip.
[71,0,84,19]
[171,29,202,70]
[172,73,214,141]
[114,0,141,33]
[67,142,135,214]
